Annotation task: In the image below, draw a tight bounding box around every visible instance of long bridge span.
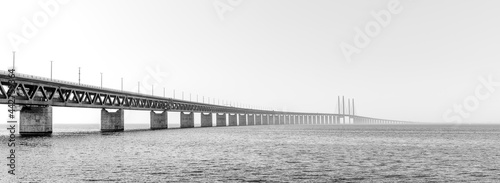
[1,70,416,136]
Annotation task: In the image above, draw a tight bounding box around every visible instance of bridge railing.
[2,69,200,103]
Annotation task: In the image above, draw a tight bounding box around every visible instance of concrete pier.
[101,109,124,132]
[180,112,194,128]
[263,115,269,125]
[228,114,237,126]
[248,114,255,125]
[19,106,53,136]
[273,115,278,125]
[201,113,213,127]
[150,110,168,130]
[279,115,284,125]
[216,113,227,126]
[239,114,247,126]
[255,114,262,125]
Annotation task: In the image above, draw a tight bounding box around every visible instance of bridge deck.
[0,70,416,124]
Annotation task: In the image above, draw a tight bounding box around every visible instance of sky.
[1,0,499,124]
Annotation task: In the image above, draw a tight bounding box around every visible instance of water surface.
[1,124,499,182]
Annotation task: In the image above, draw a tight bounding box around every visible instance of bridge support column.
[150,110,168,130]
[20,106,53,136]
[239,114,247,126]
[180,112,194,128]
[255,114,262,125]
[201,113,213,127]
[248,114,255,125]
[216,113,227,126]
[101,109,124,132]
[263,115,269,125]
[228,114,237,126]
[280,115,284,125]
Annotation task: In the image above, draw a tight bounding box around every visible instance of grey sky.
[1,0,499,124]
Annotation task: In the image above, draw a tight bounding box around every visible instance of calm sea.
[1,124,500,182]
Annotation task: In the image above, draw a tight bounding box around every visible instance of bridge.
[1,69,416,136]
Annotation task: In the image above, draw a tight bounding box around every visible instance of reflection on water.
[1,125,500,182]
